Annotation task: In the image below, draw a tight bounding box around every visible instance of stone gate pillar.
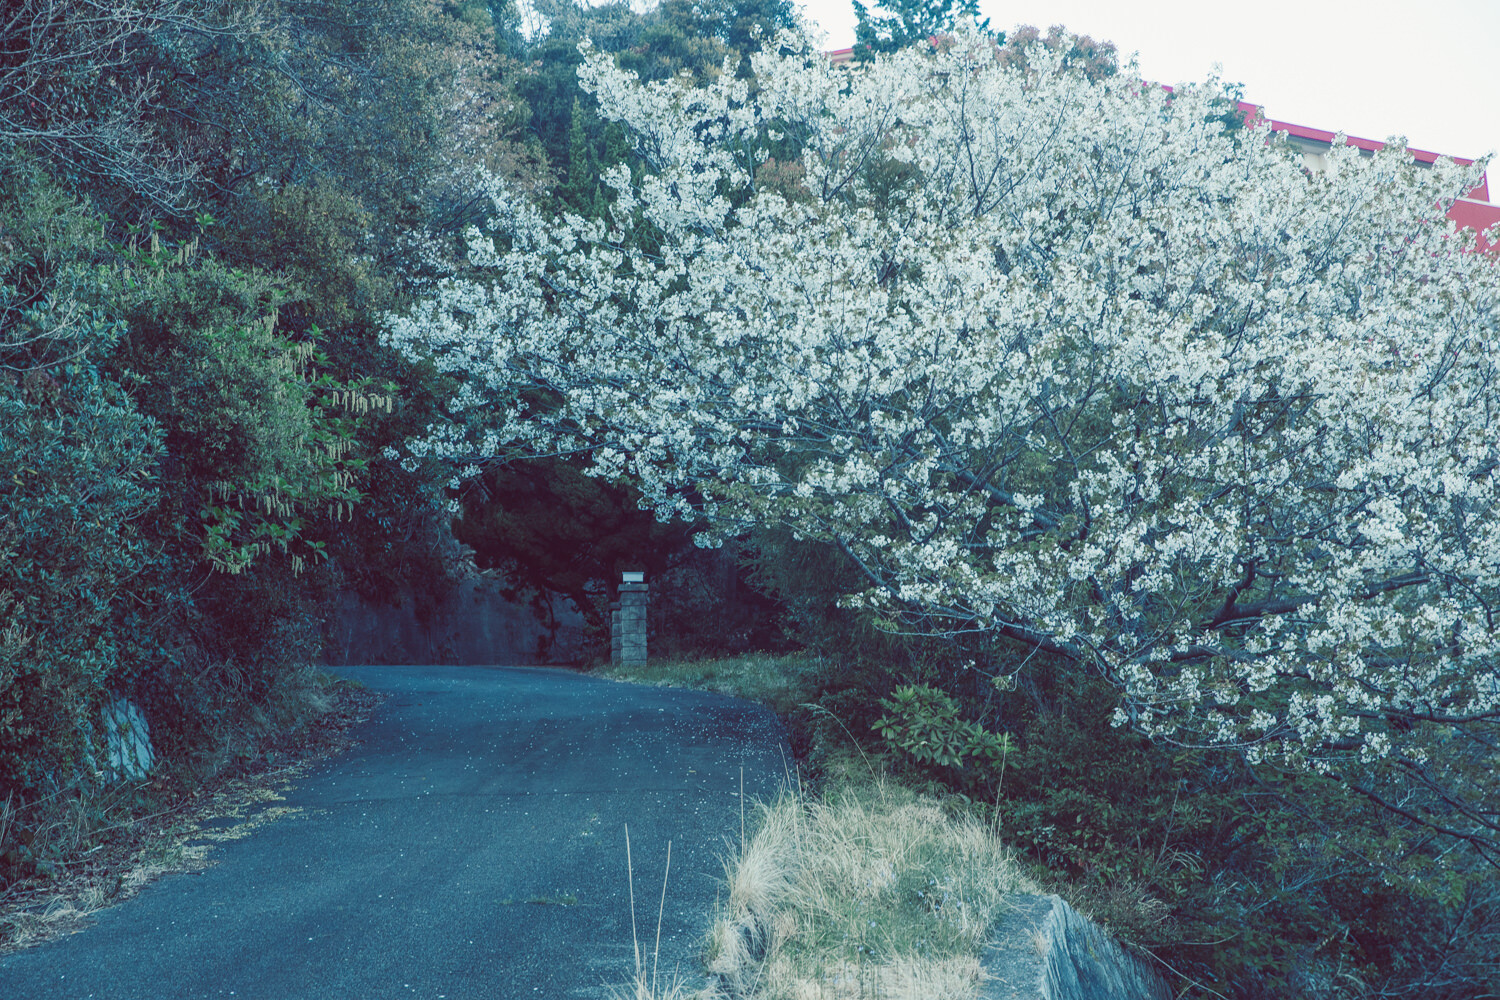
[611,571,648,667]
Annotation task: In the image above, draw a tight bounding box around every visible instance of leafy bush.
[106,235,376,577]
[970,661,1500,999]
[873,684,1013,772]
[0,365,162,796]
[0,167,164,800]
[0,165,373,885]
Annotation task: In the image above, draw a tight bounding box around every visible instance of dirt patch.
[0,683,383,954]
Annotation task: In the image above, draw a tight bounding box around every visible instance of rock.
[101,697,154,782]
[980,894,1172,1000]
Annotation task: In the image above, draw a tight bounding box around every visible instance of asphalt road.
[0,665,791,1000]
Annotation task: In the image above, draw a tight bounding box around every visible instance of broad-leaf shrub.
[874,683,1013,770]
[0,170,163,798]
[0,366,162,795]
[983,669,1500,999]
[0,167,377,883]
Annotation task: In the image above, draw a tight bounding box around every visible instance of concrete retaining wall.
[981,894,1172,1000]
[321,578,587,666]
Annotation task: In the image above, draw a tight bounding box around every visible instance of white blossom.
[385,30,1500,777]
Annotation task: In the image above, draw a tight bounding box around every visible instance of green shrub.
[0,165,366,885]
[873,684,1013,772]
[107,236,376,577]
[0,364,162,796]
[974,663,1500,999]
[0,167,165,800]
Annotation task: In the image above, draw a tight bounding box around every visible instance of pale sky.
[795,0,1500,187]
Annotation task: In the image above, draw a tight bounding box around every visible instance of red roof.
[1235,103,1495,251]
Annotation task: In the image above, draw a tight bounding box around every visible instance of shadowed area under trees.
[0,0,797,891]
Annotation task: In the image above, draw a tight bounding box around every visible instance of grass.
[701,778,1036,999]
[596,653,830,717]
[596,653,1037,1000]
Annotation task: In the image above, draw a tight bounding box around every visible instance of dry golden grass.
[599,656,1036,1000]
[700,778,1036,1000]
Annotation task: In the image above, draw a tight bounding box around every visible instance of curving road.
[0,665,791,1000]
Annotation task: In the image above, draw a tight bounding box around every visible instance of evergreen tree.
[851,0,988,59]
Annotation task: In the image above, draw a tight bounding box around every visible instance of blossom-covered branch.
[387,31,1500,783]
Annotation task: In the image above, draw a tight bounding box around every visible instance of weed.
[617,826,723,1000]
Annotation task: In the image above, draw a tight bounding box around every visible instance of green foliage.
[0,366,162,795]
[515,0,796,218]
[513,20,637,218]
[852,0,987,60]
[106,237,380,576]
[0,168,164,798]
[874,684,1013,771]
[559,97,629,217]
[703,0,798,56]
[966,662,1500,999]
[0,160,392,884]
[6,0,534,588]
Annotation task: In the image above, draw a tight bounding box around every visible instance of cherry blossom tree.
[387,31,1500,854]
